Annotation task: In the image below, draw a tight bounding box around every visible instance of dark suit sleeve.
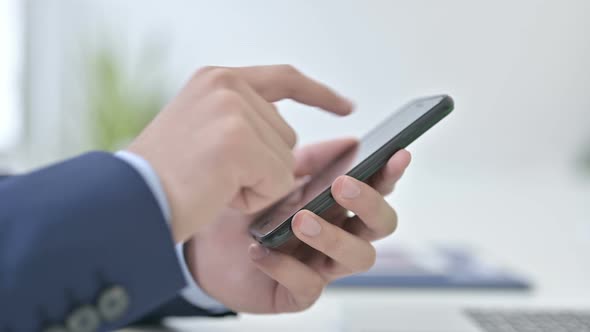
[0,152,227,331]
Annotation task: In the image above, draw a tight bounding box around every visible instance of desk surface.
[125,164,590,332]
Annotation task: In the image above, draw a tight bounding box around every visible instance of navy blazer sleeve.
[0,152,228,331]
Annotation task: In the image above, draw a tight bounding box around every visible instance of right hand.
[127,65,353,243]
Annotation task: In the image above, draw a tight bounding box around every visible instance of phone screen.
[250,95,448,240]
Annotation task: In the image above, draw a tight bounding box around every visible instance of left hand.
[184,138,411,313]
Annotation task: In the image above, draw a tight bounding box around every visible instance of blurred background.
[1,0,590,328]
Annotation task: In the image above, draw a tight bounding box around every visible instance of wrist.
[179,238,229,312]
[166,170,232,243]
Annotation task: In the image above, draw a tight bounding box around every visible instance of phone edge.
[256,95,455,248]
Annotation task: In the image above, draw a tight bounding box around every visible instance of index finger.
[234,65,354,115]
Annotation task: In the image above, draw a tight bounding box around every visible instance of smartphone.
[249,94,454,248]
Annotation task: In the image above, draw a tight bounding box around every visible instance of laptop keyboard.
[465,309,590,332]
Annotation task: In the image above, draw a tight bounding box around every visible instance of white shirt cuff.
[115,150,227,313]
[175,242,228,313]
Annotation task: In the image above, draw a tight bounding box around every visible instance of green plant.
[86,43,166,151]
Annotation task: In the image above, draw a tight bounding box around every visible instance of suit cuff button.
[98,285,130,322]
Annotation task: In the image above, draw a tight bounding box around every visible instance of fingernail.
[299,213,322,237]
[340,177,360,199]
[248,243,269,260]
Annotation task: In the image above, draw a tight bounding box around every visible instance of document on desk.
[330,245,531,289]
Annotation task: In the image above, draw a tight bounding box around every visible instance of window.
[0,0,23,151]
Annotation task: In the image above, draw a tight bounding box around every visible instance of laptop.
[345,305,590,332]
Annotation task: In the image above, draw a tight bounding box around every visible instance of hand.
[185,139,411,313]
[127,65,353,243]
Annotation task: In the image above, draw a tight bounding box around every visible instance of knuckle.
[285,125,298,148]
[297,279,324,309]
[359,245,377,272]
[279,64,300,77]
[211,89,245,114]
[225,114,249,136]
[204,67,239,89]
[193,65,218,78]
[375,202,398,238]
[218,114,250,152]
[322,227,344,254]
[363,189,383,213]
[387,207,399,235]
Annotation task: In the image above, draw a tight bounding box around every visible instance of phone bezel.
[251,95,454,248]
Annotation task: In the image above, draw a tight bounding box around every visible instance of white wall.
[28,0,590,170]
[25,1,590,251]
[0,0,23,155]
